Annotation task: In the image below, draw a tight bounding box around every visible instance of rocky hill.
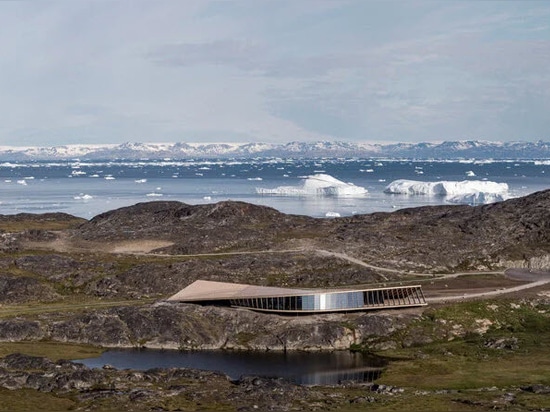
[68,190,550,272]
[74,200,317,254]
[1,190,549,308]
[330,189,550,271]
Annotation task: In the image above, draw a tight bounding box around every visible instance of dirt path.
[22,236,550,302]
[302,251,550,301]
[426,279,550,303]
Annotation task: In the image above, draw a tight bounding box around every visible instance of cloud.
[0,0,549,146]
[147,39,268,72]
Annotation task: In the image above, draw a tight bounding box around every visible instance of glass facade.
[228,285,426,313]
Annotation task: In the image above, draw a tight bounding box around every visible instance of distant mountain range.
[1,140,549,160]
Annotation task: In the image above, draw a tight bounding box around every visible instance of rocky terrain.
[0,353,333,411]
[0,190,546,308]
[67,188,550,272]
[1,191,550,410]
[0,302,421,351]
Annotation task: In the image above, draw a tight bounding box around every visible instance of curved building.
[168,280,427,314]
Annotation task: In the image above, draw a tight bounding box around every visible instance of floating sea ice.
[447,192,507,205]
[203,196,212,200]
[247,177,263,181]
[74,194,93,200]
[256,174,368,197]
[104,175,115,180]
[135,179,147,183]
[384,179,508,196]
[384,179,509,205]
[146,192,163,197]
[325,211,341,217]
[17,180,27,185]
[465,170,476,177]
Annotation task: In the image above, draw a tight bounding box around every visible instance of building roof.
[167,280,315,302]
[167,280,425,302]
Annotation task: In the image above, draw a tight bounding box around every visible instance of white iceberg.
[384,179,509,205]
[446,192,507,205]
[256,174,368,197]
[73,194,93,200]
[325,211,341,217]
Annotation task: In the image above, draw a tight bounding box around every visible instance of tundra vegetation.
[1,192,550,410]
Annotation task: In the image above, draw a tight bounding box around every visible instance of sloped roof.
[167,280,315,302]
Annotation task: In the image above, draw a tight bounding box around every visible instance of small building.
[167,280,427,314]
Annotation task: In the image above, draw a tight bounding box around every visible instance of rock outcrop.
[0,353,326,411]
[0,303,429,351]
[65,190,550,271]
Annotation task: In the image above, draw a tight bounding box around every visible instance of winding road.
[145,247,550,302]
[26,235,550,305]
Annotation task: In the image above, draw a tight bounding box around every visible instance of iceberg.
[384,179,509,205]
[446,192,507,205]
[73,194,93,200]
[256,174,368,197]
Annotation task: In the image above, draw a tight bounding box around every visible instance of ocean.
[0,158,548,218]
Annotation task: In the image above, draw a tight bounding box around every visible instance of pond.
[77,349,387,385]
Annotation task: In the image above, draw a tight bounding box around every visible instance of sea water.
[0,158,548,218]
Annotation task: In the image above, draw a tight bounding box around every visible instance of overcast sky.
[0,0,549,146]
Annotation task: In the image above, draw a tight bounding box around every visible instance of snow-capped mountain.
[0,140,549,160]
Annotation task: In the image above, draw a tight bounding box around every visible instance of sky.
[0,0,549,147]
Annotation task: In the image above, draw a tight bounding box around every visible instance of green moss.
[0,342,103,361]
[0,218,85,232]
[0,388,76,411]
[234,331,258,347]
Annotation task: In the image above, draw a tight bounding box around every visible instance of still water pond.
[78,349,387,385]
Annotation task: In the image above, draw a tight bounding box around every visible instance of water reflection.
[78,349,386,385]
